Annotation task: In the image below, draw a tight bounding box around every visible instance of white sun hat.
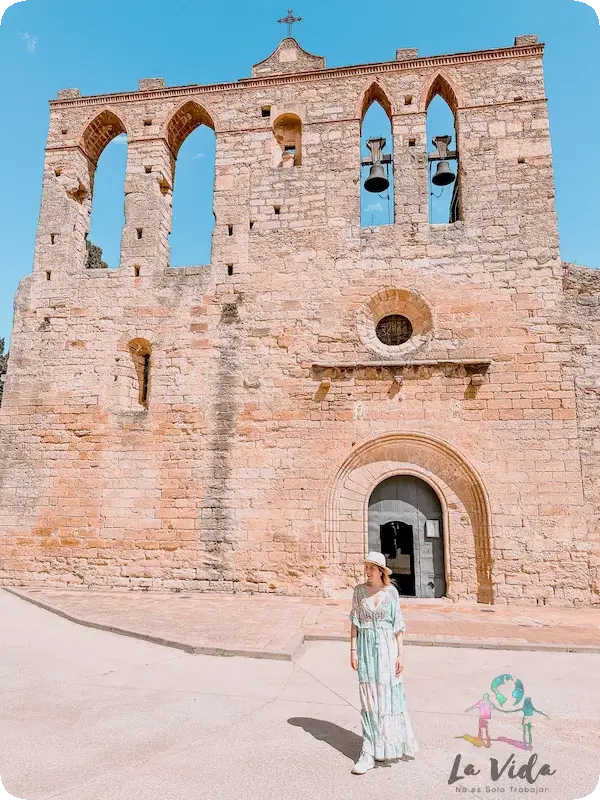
[364,550,392,576]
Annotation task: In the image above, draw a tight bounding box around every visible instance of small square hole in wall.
[54,167,62,177]
[50,234,57,244]
[144,165,152,174]
[274,205,281,215]
[134,265,141,277]
[227,264,234,276]
[136,228,143,239]
[143,119,152,127]
[514,96,524,101]
[404,95,413,105]
[408,138,416,147]
[261,106,272,118]
[518,157,526,164]
[46,271,52,281]
[227,224,234,236]
[61,128,68,135]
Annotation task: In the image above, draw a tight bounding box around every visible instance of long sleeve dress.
[350,582,419,760]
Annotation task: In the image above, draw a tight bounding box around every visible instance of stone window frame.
[272,112,303,168]
[357,287,434,359]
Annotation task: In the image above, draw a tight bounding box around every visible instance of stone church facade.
[1,35,598,606]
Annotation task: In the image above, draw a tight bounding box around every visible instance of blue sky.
[0,0,598,346]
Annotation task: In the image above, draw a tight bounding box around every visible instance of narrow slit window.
[227,224,234,236]
[134,265,141,277]
[46,271,52,281]
[249,220,255,230]
[136,228,143,239]
[50,234,57,244]
[139,355,150,405]
[274,204,281,215]
[227,264,234,276]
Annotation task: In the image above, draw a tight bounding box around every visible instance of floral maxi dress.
[350,583,419,760]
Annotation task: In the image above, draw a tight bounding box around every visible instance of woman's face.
[365,563,382,583]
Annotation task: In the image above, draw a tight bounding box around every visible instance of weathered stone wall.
[562,264,600,600]
[0,38,597,604]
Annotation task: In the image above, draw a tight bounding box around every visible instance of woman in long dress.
[349,551,419,774]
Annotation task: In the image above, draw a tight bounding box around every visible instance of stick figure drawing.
[458,675,549,751]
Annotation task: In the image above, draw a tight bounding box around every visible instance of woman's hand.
[351,651,359,671]
[395,656,404,676]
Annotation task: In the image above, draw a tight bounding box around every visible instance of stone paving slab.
[5,588,600,660]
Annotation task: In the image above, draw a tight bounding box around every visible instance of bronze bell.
[364,163,390,193]
[432,160,456,186]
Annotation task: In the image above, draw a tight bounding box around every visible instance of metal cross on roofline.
[278,8,302,37]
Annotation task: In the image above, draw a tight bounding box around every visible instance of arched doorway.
[368,475,446,598]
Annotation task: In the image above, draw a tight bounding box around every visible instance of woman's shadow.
[288,717,361,761]
[288,717,416,766]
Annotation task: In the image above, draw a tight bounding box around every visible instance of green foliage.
[86,238,108,269]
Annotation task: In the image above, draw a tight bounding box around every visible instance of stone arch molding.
[78,108,129,166]
[357,286,434,358]
[419,71,462,113]
[163,99,217,158]
[326,431,493,603]
[356,78,395,120]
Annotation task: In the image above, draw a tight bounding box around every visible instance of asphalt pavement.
[1,591,599,800]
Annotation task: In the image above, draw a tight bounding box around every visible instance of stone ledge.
[312,358,492,369]
[311,358,492,379]
[8,588,599,661]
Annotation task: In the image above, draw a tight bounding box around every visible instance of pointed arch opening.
[425,76,461,224]
[166,101,216,267]
[360,84,394,227]
[81,110,128,269]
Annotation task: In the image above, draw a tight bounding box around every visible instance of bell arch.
[272,112,302,167]
[78,109,129,268]
[358,80,394,122]
[79,108,128,170]
[165,100,216,161]
[424,73,461,223]
[421,72,460,114]
[164,100,217,267]
[359,82,394,227]
[325,432,493,603]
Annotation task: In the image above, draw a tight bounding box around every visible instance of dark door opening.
[380,520,415,596]
[368,474,446,598]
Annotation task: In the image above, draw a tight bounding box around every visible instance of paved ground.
[6,587,600,660]
[1,591,599,800]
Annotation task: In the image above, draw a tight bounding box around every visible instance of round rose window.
[375,314,413,346]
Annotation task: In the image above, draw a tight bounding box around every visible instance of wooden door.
[368,475,446,598]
